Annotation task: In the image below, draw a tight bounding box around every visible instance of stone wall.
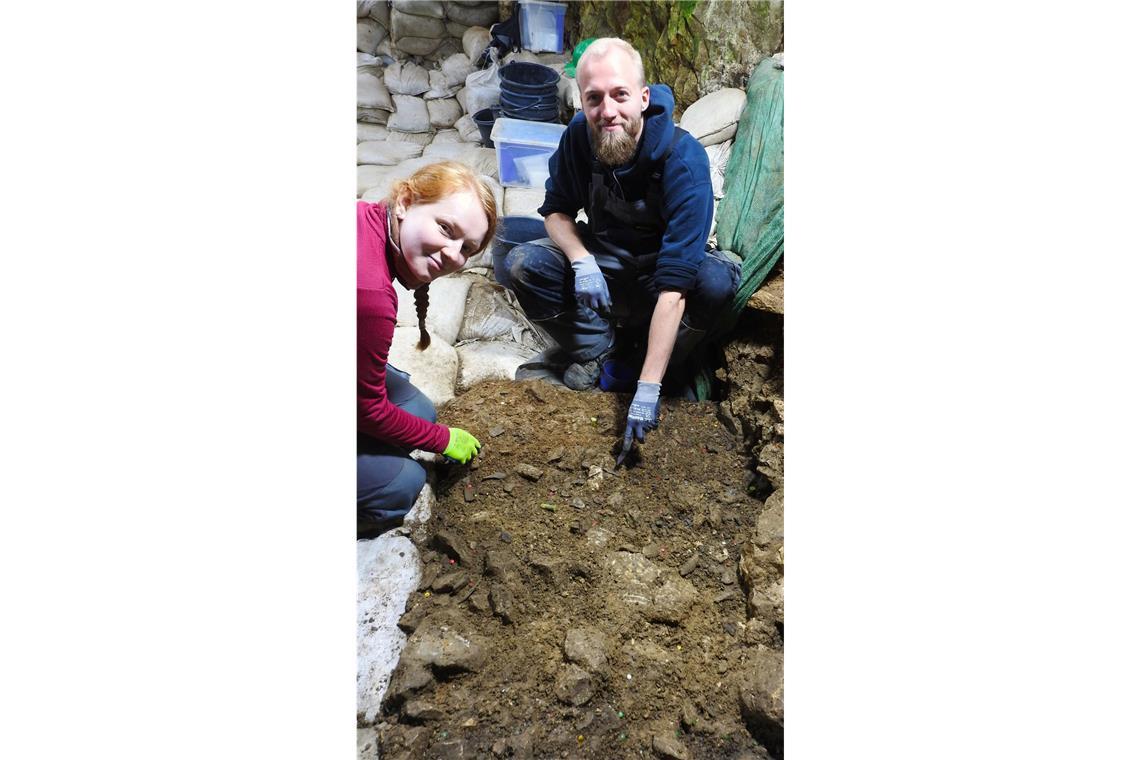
[568,0,783,115]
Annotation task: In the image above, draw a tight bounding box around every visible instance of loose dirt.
[373,310,783,760]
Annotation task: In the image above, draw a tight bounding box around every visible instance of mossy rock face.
[568,0,783,116]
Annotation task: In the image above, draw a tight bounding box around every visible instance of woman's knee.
[357,458,427,522]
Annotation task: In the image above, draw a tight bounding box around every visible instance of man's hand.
[624,381,661,443]
[442,427,481,463]
[570,254,612,314]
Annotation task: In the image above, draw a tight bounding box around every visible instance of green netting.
[694,57,784,400]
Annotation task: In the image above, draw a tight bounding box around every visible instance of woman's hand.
[442,427,482,463]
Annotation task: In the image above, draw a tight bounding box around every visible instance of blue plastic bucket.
[499,62,560,122]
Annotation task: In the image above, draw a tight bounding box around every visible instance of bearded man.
[498,37,740,445]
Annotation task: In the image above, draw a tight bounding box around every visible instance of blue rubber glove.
[570,254,611,314]
[624,381,661,444]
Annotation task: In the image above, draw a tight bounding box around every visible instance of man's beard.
[591,114,642,166]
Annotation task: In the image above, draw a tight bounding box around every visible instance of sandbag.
[457,280,522,341]
[445,21,470,39]
[395,36,444,57]
[423,142,498,178]
[386,327,458,407]
[387,130,435,146]
[358,164,397,197]
[445,1,499,27]
[394,0,445,19]
[464,51,501,116]
[462,27,491,64]
[392,274,472,347]
[368,1,390,26]
[357,19,387,55]
[440,53,475,88]
[358,122,389,142]
[357,140,426,166]
[427,97,463,128]
[481,174,504,216]
[391,8,447,40]
[387,94,432,133]
[384,61,430,96]
[454,114,481,143]
[503,186,547,218]
[706,139,733,200]
[679,87,747,147]
[426,69,462,100]
[455,340,536,391]
[430,128,462,145]
[357,108,390,125]
[358,1,380,18]
[455,86,468,112]
[357,71,394,111]
[427,38,462,62]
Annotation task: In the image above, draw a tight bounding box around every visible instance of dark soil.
[374,311,783,760]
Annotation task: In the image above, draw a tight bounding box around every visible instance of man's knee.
[507,241,565,291]
[696,257,740,310]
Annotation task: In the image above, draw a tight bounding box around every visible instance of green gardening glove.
[442,427,481,464]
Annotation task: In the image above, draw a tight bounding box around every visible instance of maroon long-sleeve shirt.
[357,201,450,453]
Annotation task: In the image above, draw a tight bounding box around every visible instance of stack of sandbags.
[357,1,391,56]
[678,88,748,242]
[390,0,497,62]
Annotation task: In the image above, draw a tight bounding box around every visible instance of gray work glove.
[570,254,612,314]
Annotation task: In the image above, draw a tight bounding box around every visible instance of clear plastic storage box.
[519,0,568,54]
[489,117,566,188]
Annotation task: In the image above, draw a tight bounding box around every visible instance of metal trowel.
[615,432,634,468]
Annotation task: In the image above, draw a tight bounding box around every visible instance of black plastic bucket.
[499,61,560,122]
[472,107,499,148]
[491,215,548,288]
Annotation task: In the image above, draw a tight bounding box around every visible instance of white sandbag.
[368,1,390,26]
[386,326,458,407]
[445,21,470,39]
[357,71,395,111]
[464,56,501,116]
[558,73,579,111]
[462,27,491,62]
[392,274,472,347]
[422,142,498,178]
[395,36,444,57]
[426,69,461,99]
[431,128,462,145]
[357,140,426,166]
[705,139,733,200]
[357,51,383,69]
[427,97,463,128]
[358,122,389,142]
[387,94,432,133]
[454,114,482,143]
[503,186,547,218]
[440,53,475,88]
[445,1,499,27]
[455,86,468,112]
[457,280,527,342]
[387,130,435,146]
[358,164,398,197]
[536,52,571,67]
[456,340,536,391]
[358,1,379,18]
[391,8,447,39]
[383,61,430,96]
[394,0,446,19]
[357,108,390,125]
[679,87,747,147]
[357,19,387,54]
[427,38,462,62]
[374,39,396,62]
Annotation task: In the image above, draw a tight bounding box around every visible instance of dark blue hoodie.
[537,84,714,292]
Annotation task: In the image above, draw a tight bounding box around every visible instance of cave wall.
[566,0,784,115]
